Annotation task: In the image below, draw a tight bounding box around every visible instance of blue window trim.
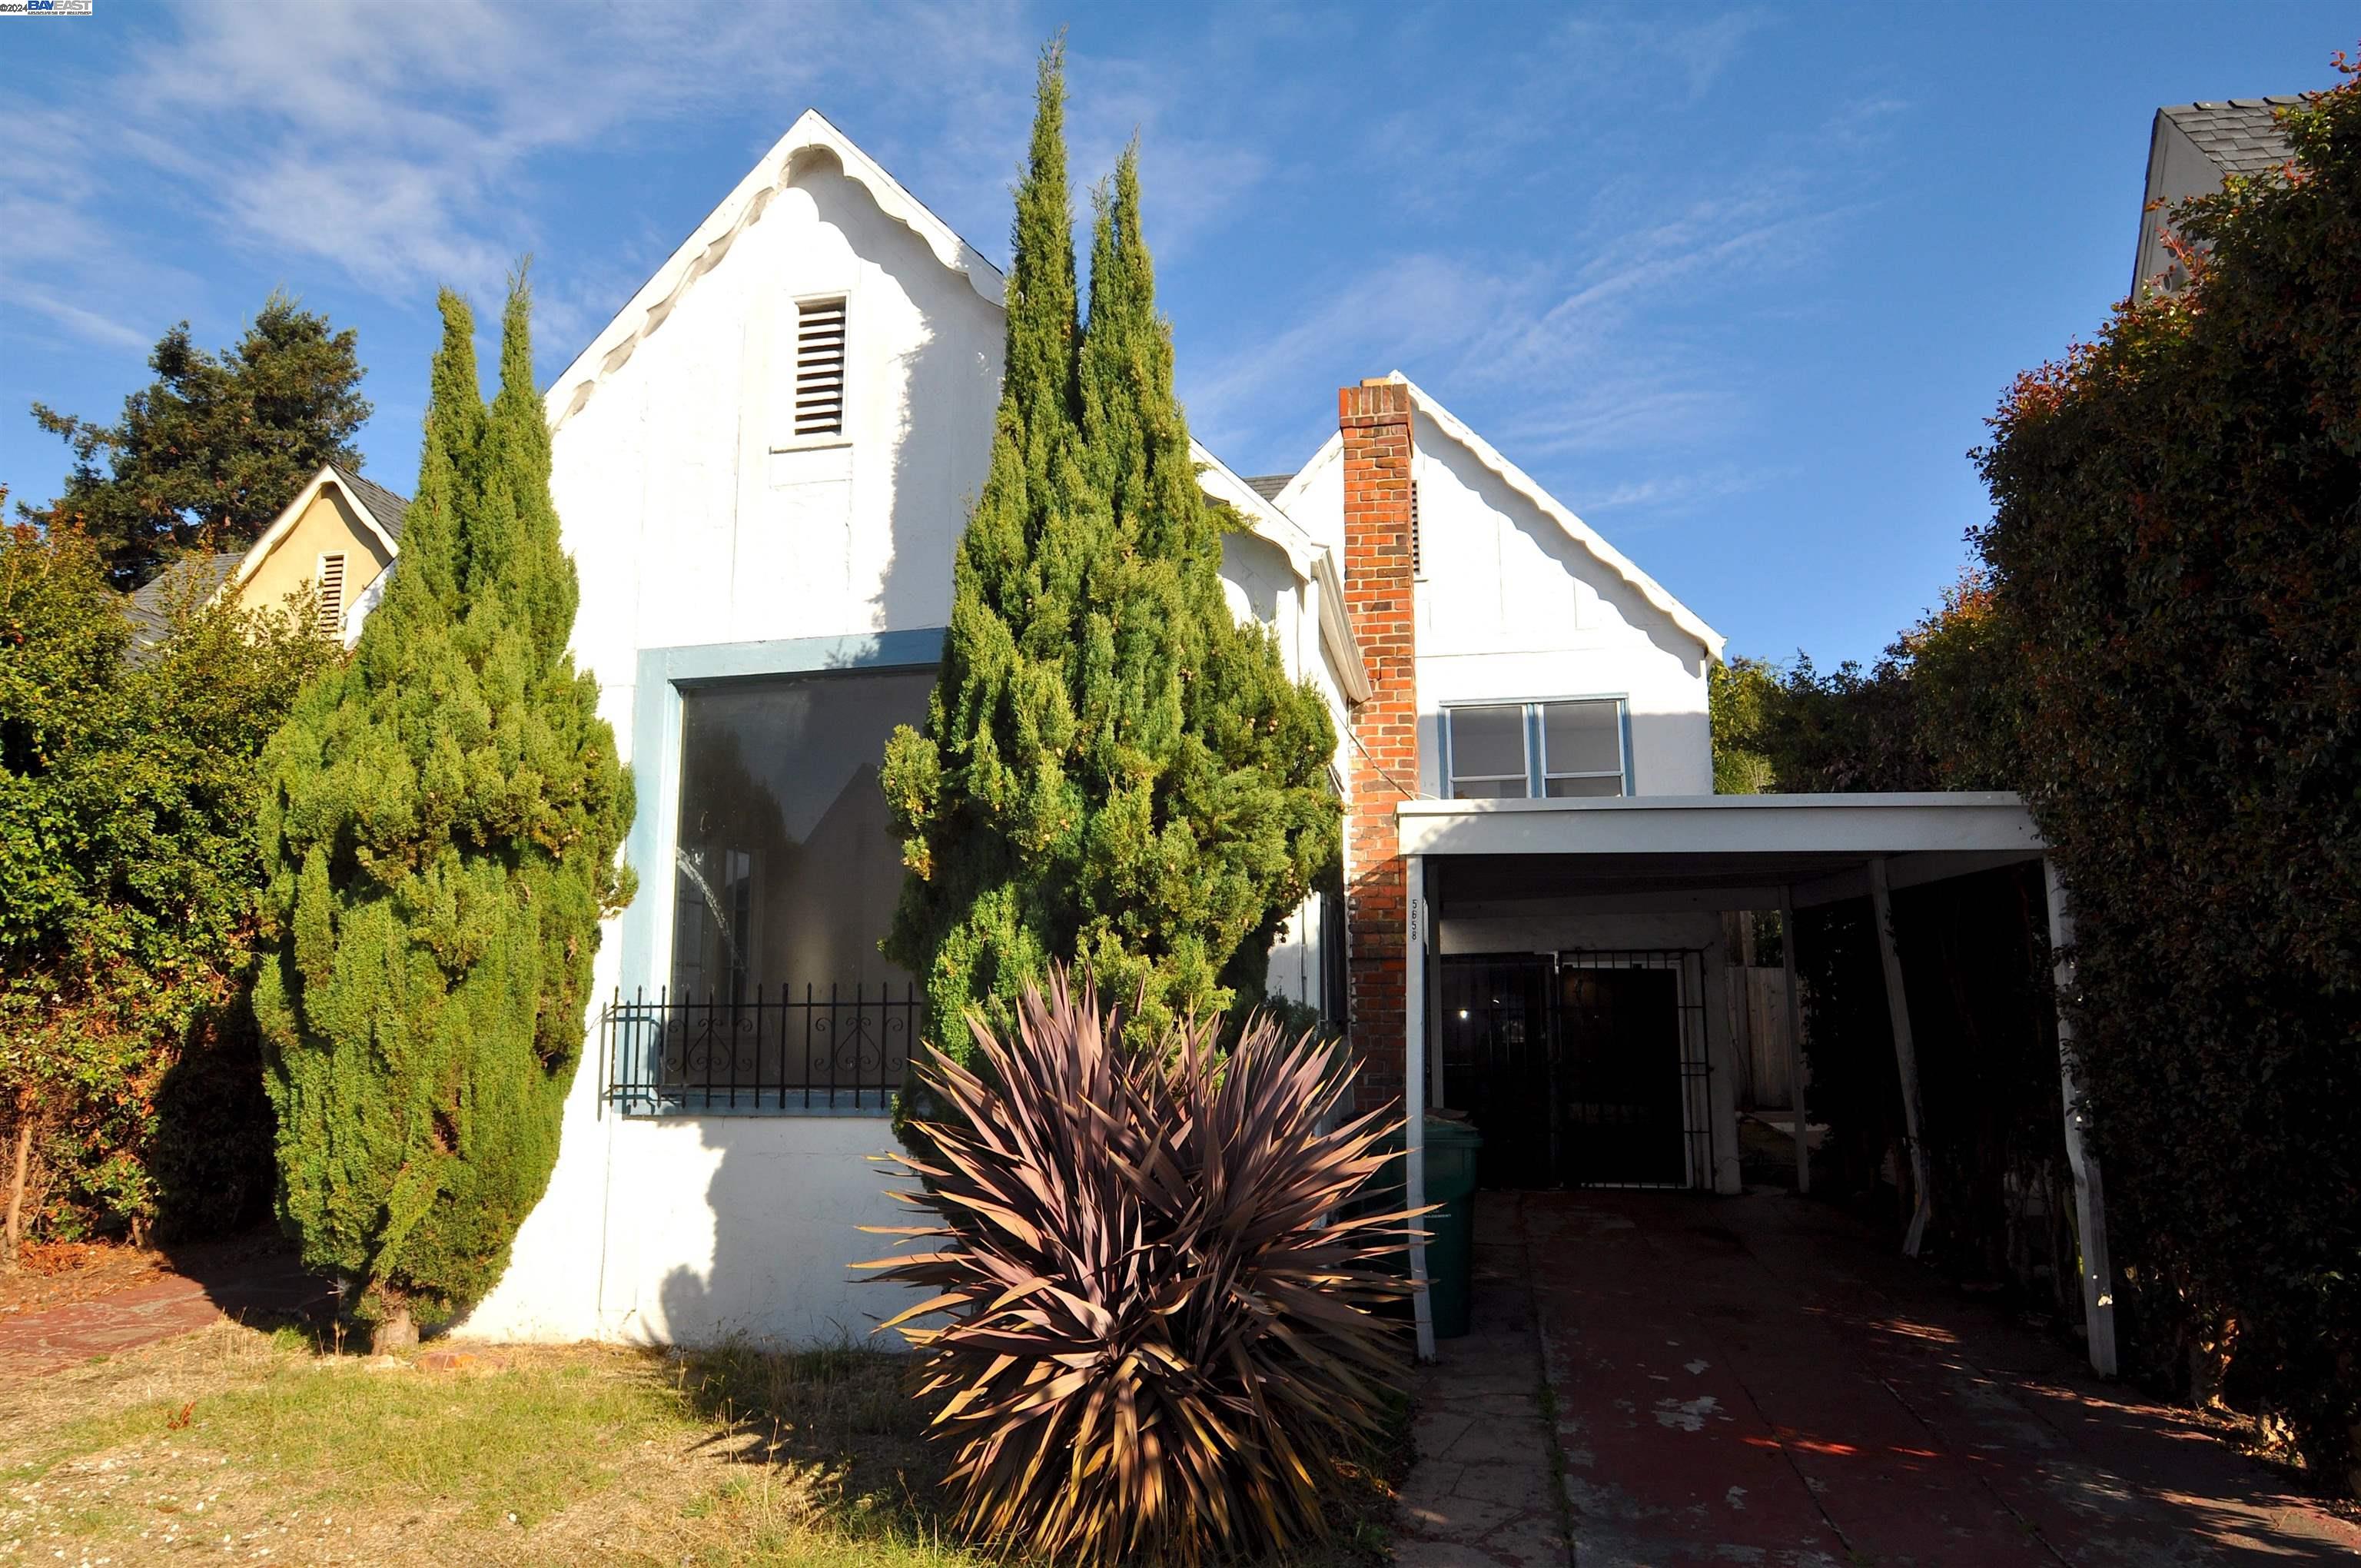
[616,628,945,1106]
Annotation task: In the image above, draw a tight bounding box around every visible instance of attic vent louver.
[795,298,847,438]
[316,553,347,639]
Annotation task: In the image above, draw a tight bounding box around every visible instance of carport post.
[2044,858,2118,1377]
[1778,886,1809,1194]
[1404,854,1436,1364]
[1868,856,1933,1257]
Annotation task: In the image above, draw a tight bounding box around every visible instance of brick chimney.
[1339,379,1416,1112]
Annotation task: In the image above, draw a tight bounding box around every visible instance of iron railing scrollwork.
[602,983,916,1115]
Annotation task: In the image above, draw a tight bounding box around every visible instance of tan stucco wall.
[236,483,394,623]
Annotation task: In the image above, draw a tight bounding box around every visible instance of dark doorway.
[1557,965,1687,1187]
[1438,950,1712,1191]
[1439,955,1554,1188]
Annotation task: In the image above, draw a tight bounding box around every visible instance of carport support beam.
[1404,854,1436,1364]
[2045,859,2118,1378]
[1868,856,1933,1257]
[1778,887,1809,1194]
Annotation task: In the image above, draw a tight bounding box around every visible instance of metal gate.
[1438,948,1716,1191]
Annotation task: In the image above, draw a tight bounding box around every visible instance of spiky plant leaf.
[858,972,1421,1565]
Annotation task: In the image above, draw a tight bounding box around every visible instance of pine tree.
[254,273,633,1346]
[25,295,372,590]
[882,45,1339,1066]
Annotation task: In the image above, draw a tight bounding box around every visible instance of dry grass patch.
[0,1321,1404,1565]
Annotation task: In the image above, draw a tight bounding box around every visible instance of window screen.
[668,666,934,1004]
[1447,698,1627,799]
[1446,703,1529,799]
[1541,699,1624,796]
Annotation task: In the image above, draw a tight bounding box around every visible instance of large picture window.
[1444,698,1628,799]
[668,666,935,1005]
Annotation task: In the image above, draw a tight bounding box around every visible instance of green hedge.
[1976,71,2361,1484]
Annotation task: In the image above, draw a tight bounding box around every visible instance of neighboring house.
[121,462,407,653]
[2132,97,2298,294]
[461,110,2081,1365]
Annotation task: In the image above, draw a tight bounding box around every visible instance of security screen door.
[1555,962,1689,1188]
[1438,951,1708,1190]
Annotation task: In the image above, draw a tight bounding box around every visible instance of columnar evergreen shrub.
[254,276,633,1343]
[882,45,1339,1065]
[1977,65,2361,1487]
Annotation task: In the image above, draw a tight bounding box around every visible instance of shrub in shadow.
[859,971,1420,1566]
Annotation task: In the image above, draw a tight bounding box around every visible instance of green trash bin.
[1420,1115,1484,1339]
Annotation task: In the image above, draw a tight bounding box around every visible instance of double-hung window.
[1444,698,1629,799]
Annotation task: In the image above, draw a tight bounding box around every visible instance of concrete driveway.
[1514,1190,2359,1566]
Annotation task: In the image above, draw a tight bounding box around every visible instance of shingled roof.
[330,463,409,541]
[122,551,243,659]
[2159,98,2300,177]
[1244,474,1293,503]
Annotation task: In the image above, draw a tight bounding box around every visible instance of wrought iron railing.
[602,984,917,1115]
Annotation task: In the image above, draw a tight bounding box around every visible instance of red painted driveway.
[1519,1191,2359,1566]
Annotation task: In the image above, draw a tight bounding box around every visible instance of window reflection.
[669,667,935,1005]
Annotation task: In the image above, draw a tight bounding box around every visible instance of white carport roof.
[1388,788,2112,1382]
[1396,792,2045,912]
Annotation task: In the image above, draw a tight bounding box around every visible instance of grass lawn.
[0,1320,1407,1565]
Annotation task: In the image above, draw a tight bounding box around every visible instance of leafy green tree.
[254,273,633,1347]
[1977,65,2361,1489]
[0,517,333,1261]
[1707,656,1778,794]
[1715,573,2017,795]
[882,43,1339,1066]
[25,294,371,590]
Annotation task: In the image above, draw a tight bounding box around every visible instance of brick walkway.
[1529,1190,2361,1566]
[0,1244,328,1377]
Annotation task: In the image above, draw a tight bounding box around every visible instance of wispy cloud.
[0,0,1277,364]
[1179,16,1901,530]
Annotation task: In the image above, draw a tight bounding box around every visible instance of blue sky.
[4,2,2350,666]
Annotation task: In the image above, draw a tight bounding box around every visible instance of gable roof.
[1244,473,1293,503]
[2158,98,2300,178]
[1194,440,1373,706]
[1272,374,1724,659]
[231,462,406,599]
[330,463,409,542]
[123,551,243,657]
[545,108,1005,433]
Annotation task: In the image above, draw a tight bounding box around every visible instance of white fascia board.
[1195,437,1370,706]
[1396,792,2044,859]
[231,463,400,595]
[1386,374,1725,660]
[1313,549,1373,706]
[1193,438,1315,580]
[545,108,1005,433]
[1270,431,1341,517]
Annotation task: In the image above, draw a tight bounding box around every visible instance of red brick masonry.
[1340,380,1416,1113]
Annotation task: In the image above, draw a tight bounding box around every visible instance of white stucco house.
[458,109,2111,1374]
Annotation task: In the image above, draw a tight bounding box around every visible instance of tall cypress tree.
[254,273,633,1346]
[882,46,1338,1065]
